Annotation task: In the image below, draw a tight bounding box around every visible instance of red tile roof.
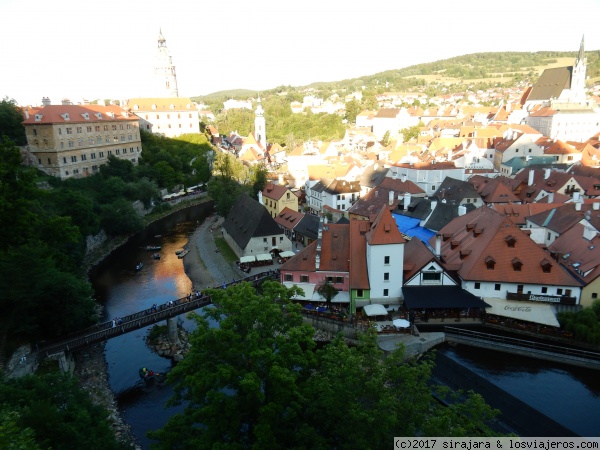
[365,206,406,245]
[349,220,370,289]
[431,207,579,286]
[22,104,138,124]
[262,183,290,201]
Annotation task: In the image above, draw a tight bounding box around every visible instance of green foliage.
[0,97,26,145]
[150,281,503,449]
[401,124,421,143]
[100,198,144,236]
[316,279,339,307]
[207,175,245,217]
[0,373,127,450]
[381,130,391,146]
[345,98,361,123]
[558,300,600,345]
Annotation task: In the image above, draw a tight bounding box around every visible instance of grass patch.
[215,236,237,264]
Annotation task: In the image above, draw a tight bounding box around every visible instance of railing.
[444,326,600,363]
[32,270,280,360]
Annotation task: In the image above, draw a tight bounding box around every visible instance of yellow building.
[259,183,299,218]
[22,100,142,179]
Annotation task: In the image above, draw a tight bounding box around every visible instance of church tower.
[154,29,179,98]
[570,35,587,103]
[254,95,266,149]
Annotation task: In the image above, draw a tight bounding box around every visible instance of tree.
[249,163,269,199]
[100,198,143,236]
[0,373,127,450]
[149,281,316,449]
[0,98,26,145]
[316,279,339,309]
[150,281,503,449]
[381,130,391,146]
[401,124,421,143]
[345,98,361,124]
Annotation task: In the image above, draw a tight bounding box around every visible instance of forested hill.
[194,50,600,101]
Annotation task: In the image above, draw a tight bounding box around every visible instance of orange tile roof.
[274,207,303,230]
[403,238,438,282]
[125,97,195,110]
[432,206,579,286]
[22,104,139,124]
[365,205,405,245]
[349,220,370,289]
[263,183,290,201]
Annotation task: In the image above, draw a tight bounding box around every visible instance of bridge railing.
[34,270,280,359]
[444,326,600,362]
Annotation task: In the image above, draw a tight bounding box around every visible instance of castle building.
[22,100,142,179]
[155,30,179,98]
[125,97,200,138]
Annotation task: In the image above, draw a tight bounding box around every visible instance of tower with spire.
[154,29,179,98]
[569,35,587,103]
[254,94,266,150]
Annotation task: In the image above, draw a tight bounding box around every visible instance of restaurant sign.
[527,294,562,303]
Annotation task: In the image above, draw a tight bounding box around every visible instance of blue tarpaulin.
[392,213,435,244]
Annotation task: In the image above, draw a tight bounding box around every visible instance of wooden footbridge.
[32,270,280,361]
[444,326,600,370]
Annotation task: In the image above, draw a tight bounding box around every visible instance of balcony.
[506,292,576,305]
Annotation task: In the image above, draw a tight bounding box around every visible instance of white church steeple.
[254,94,266,149]
[570,34,587,103]
[154,29,179,98]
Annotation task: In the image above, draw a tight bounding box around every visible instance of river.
[90,205,600,448]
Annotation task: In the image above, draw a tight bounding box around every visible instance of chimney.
[544,168,551,179]
[593,202,600,211]
[528,169,535,186]
[548,192,554,203]
[389,190,394,205]
[401,174,407,183]
[575,202,582,211]
[61,98,72,106]
[458,205,467,216]
[404,192,411,209]
[258,191,263,205]
[392,171,397,179]
[573,191,581,202]
[448,148,453,161]
[431,200,438,211]
[435,234,442,257]
[42,97,51,106]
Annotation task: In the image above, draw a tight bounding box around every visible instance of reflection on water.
[91,204,211,449]
[438,344,600,437]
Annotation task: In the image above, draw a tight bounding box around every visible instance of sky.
[2,0,600,106]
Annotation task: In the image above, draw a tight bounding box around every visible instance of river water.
[90,205,600,448]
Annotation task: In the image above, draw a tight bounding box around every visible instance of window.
[47,158,50,164]
[91,153,96,159]
[58,128,62,135]
[71,155,77,162]
[284,274,293,282]
[494,283,501,291]
[81,154,87,161]
[128,134,132,141]
[60,142,64,149]
[127,124,131,129]
[474,282,480,289]
[383,289,389,297]
[120,124,124,130]
[112,125,117,131]
[63,157,66,164]
[263,238,267,243]
[116,149,120,155]
[99,151,104,158]
[76,127,82,133]
[336,276,343,284]
[423,272,441,282]
[384,256,390,265]
[95,126,100,132]
[97,137,102,144]
[383,273,389,281]
[557,288,563,295]
[68,141,74,148]
[88,138,94,145]
[87,126,92,132]
[326,276,334,284]
[300,275,309,283]
[107,150,112,156]
[592,293,598,299]
[120,135,126,142]
[542,287,548,294]
[32,129,37,136]
[431,185,436,191]
[66,127,72,134]
[104,125,109,131]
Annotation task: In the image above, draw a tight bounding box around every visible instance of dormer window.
[541,259,552,273]
[442,233,453,242]
[61,113,70,121]
[512,258,523,271]
[505,235,517,248]
[81,113,90,120]
[459,249,471,259]
[450,240,460,250]
[169,104,175,109]
[485,256,496,270]
[95,112,102,119]
[34,114,43,121]
[133,104,139,110]
[152,104,157,110]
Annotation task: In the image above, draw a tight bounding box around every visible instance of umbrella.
[303,304,315,310]
[393,319,411,328]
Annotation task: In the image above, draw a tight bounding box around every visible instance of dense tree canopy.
[149,281,501,449]
[0,373,128,450]
[0,98,26,145]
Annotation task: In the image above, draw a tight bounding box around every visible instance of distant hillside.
[193,50,600,102]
